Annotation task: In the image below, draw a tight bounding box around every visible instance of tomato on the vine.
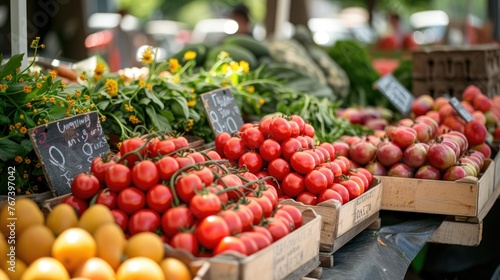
[170,232,199,256]
[62,195,88,217]
[230,204,254,231]
[172,136,189,150]
[174,154,195,169]
[190,192,222,220]
[146,184,173,213]
[249,196,273,218]
[349,175,366,194]
[119,137,146,168]
[319,143,336,160]
[304,170,328,194]
[273,209,295,231]
[218,174,244,202]
[105,164,132,192]
[131,160,160,191]
[195,215,230,250]
[71,173,100,200]
[205,150,222,160]
[304,150,321,166]
[290,151,316,174]
[289,120,300,138]
[330,183,350,204]
[188,152,206,163]
[161,206,195,237]
[213,236,247,256]
[192,167,215,187]
[316,167,334,188]
[156,156,179,181]
[111,209,129,232]
[264,217,290,241]
[318,188,344,205]
[250,226,273,243]
[260,185,278,209]
[340,179,361,200]
[128,209,161,235]
[238,234,259,255]
[208,185,228,205]
[239,123,254,132]
[95,189,118,210]
[117,187,146,214]
[269,117,292,141]
[218,209,243,235]
[295,136,309,149]
[175,173,204,204]
[149,139,176,158]
[240,232,271,251]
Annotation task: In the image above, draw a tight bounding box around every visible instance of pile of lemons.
[0,198,192,280]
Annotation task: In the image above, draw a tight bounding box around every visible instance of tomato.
[117,187,146,214]
[243,198,264,225]
[273,209,295,231]
[357,168,374,188]
[128,209,161,235]
[304,170,328,194]
[156,156,180,181]
[333,158,348,176]
[215,132,231,157]
[218,174,244,202]
[319,143,336,160]
[250,226,273,242]
[187,152,205,163]
[174,155,195,169]
[213,236,247,256]
[295,136,309,149]
[320,162,343,179]
[191,167,214,187]
[267,158,291,181]
[240,172,259,190]
[131,160,160,191]
[161,206,195,237]
[219,209,243,235]
[264,217,290,241]
[269,117,291,141]
[169,232,198,256]
[337,156,351,174]
[304,150,321,166]
[208,185,228,205]
[350,171,369,191]
[254,171,278,189]
[95,189,118,210]
[111,209,129,232]
[241,127,264,149]
[290,151,316,174]
[119,137,146,168]
[330,183,350,204]
[290,115,305,134]
[223,137,247,161]
[150,139,176,157]
[316,167,334,188]
[296,192,318,205]
[190,192,222,220]
[318,189,344,205]
[341,179,361,200]
[146,184,173,213]
[261,186,279,209]
[313,149,326,164]
[315,146,331,162]
[303,123,315,137]
[303,136,315,149]
[239,123,254,132]
[349,174,366,194]
[230,204,254,231]
[71,173,100,200]
[172,136,189,149]
[105,164,132,192]
[241,232,271,251]
[249,196,273,218]
[62,195,88,217]
[281,173,305,197]
[175,173,204,204]
[195,215,230,250]
[238,152,263,174]
[205,150,222,160]
[259,139,281,162]
[280,138,302,161]
[278,205,303,230]
[289,120,300,138]
[258,117,273,138]
[238,233,259,255]
[91,157,116,185]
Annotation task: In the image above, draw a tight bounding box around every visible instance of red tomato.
[318,189,343,205]
[315,146,331,162]
[350,171,369,191]
[267,158,291,181]
[289,120,300,138]
[205,150,222,160]
[218,174,244,202]
[290,152,316,174]
[269,117,292,141]
[146,184,173,213]
[303,123,315,137]
[170,232,199,256]
[349,175,366,194]
[195,215,230,250]
[303,136,315,149]
[341,179,361,200]
[238,152,263,174]
[295,136,309,149]
[258,117,273,138]
[296,192,318,205]
[273,209,295,231]
[175,173,204,204]
[250,226,273,242]
[320,162,343,178]
[281,173,305,197]
[172,136,189,149]
[291,115,306,134]
[192,167,215,187]
[357,168,374,188]
[187,152,205,163]
[190,192,222,220]
[215,132,231,157]
[280,138,302,161]
[128,209,161,235]
[337,156,351,174]
[333,158,348,176]
[150,139,176,157]
[330,183,350,204]
[219,209,243,235]
[223,137,247,160]
[278,205,303,230]
[238,233,260,255]
[156,156,180,181]
[91,157,116,185]
[304,170,328,194]
[240,172,259,189]
[230,204,254,231]
[261,186,279,209]
[213,236,247,256]
[243,198,264,225]
[240,232,271,251]
[254,171,277,189]
[62,195,88,217]
[264,217,290,241]
[259,139,281,162]
[131,160,160,191]
[249,196,273,218]
[174,155,195,169]
[111,209,129,232]
[316,167,334,188]
[239,123,254,132]
[71,173,100,200]
[105,164,132,192]
[117,187,146,214]
[119,137,146,168]
[241,127,264,149]
[161,206,195,237]
[208,185,228,205]
[304,150,321,166]
[319,143,336,160]
[96,189,117,210]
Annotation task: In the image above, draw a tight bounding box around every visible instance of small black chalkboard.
[374,74,415,116]
[28,111,109,196]
[200,88,245,135]
[449,97,474,123]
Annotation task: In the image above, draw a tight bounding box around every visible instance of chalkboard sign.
[28,111,109,196]
[200,88,245,135]
[374,74,415,116]
[449,97,474,123]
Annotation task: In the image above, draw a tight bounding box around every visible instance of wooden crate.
[412,78,500,98]
[0,191,53,209]
[428,218,482,246]
[280,179,383,252]
[379,159,497,222]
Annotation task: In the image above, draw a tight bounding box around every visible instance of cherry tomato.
[188,152,206,163]
[261,186,279,209]
[170,232,199,256]
[330,183,350,204]
[341,179,361,200]
[161,206,195,237]
[243,198,264,225]
[278,205,303,230]
[119,137,146,168]
[213,236,247,256]
[62,195,88,217]
[208,185,228,205]
[333,158,348,176]
[239,123,254,132]
[259,139,281,162]
[240,232,271,251]
[240,172,260,190]
[223,137,247,160]
[205,150,222,160]
[296,192,318,205]
[128,209,161,235]
[303,136,315,149]
[175,173,204,204]
[264,217,290,241]
[315,146,331,162]
[192,167,215,187]
[290,151,316,174]
[215,132,231,157]
[190,192,222,220]
[258,117,273,138]
[316,167,334,188]
[95,189,118,210]
[295,136,309,149]
[357,168,374,188]
[230,204,254,231]
[131,160,160,191]
[105,164,132,192]
[146,184,173,213]
[280,138,302,161]
[111,209,129,232]
[318,189,344,205]
[289,120,300,138]
[172,136,189,149]
[269,117,292,141]
[350,171,369,191]
[304,170,328,194]
[249,196,273,218]
[281,173,305,197]
[91,157,116,185]
[304,150,321,166]
[320,162,343,179]
[267,158,291,181]
[218,174,243,202]
[241,127,264,149]
[150,139,176,157]
[319,143,336,160]
[195,215,230,250]
[303,123,315,137]
[117,187,146,214]
[291,115,305,134]
[349,174,366,194]
[254,171,278,189]
[273,209,295,231]
[175,155,195,169]
[218,209,243,235]
[156,156,179,181]
[238,234,259,255]
[337,156,351,174]
[238,152,263,174]
[71,173,100,200]
[250,226,273,243]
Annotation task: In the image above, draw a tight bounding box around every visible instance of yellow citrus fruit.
[0,268,9,280]
[124,232,164,263]
[46,203,78,235]
[17,224,55,264]
[73,257,116,280]
[116,257,165,280]
[93,223,126,270]
[78,204,114,235]
[1,255,26,280]
[160,258,192,280]
[52,228,96,273]
[0,198,44,237]
[21,257,70,280]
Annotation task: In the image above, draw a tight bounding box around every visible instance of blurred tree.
[119,0,163,19]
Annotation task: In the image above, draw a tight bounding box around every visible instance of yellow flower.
[36,162,42,168]
[26,102,32,108]
[49,97,55,103]
[219,51,229,58]
[15,122,22,129]
[0,84,7,91]
[33,185,38,191]
[90,103,95,108]
[67,93,72,100]
[75,90,82,98]
[36,82,42,89]
[19,127,27,134]
[9,125,14,131]
[246,85,255,93]
[105,79,118,97]
[44,118,49,124]
[230,61,239,71]
[184,51,197,61]
[239,60,250,73]
[173,77,180,84]
[100,115,106,122]
[117,142,122,149]
[79,73,86,81]
[40,44,45,49]
[34,71,40,78]
[169,59,180,73]
[25,158,31,165]
[33,109,37,114]
[42,96,47,101]
[147,83,153,91]
[141,48,154,64]
[60,82,66,89]
[69,99,76,105]
[259,98,265,105]
[4,74,12,81]
[124,104,134,112]
[139,80,146,87]
[128,115,141,124]
[84,94,90,101]
[221,63,229,73]
[19,114,24,120]
[15,155,22,163]
[18,77,24,83]
[49,71,57,79]
[94,63,105,80]
[187,100,196,107]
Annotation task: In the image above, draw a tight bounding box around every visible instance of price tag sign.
[449,97,474,123]
[200,88,245,135]
[374,74,415,116]
[28,111,109,196]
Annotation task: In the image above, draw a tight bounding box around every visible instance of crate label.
[374,74,414,116]
[353,190,375,224]
[449,97,474,123]
[200,88,244,135]
[272,222,312,279]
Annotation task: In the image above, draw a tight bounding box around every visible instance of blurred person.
[228,4,252,35]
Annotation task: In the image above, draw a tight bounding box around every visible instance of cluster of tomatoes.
[216,115,375,206]
[64,133,303,258]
